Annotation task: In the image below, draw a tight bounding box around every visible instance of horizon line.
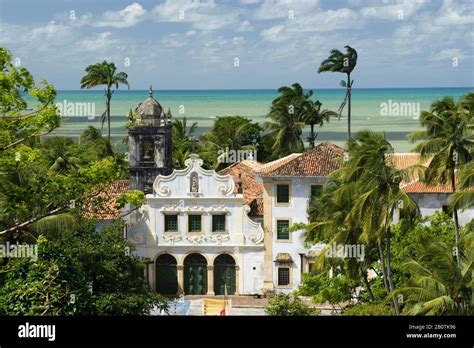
[55,86,474,91]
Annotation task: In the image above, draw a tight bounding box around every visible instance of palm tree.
[172,117,198,168]
[318,46,358,140]
[200,116,260,169]
[339,130,419,314]
[80,61,130,140]
[173,117,198,144]
[450,161,474,210]
[265,84,308,157]
[395,229,473,315]
[409,93,473,265]
[301,99,338,148]
[43,137,79,174]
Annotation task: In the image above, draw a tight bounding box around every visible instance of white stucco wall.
[409,193,473,226]
[268,176,326,293]
[127,155,265,295]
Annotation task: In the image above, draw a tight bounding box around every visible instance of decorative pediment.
[243,205,264,244]
[153,154,235,197]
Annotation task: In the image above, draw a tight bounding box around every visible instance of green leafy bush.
[265,294,319,316]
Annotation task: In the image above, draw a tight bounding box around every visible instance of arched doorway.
[214,254,236,295]
[155,254,178,295]
[184,253,208,295]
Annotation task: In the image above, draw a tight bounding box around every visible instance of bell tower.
[128,86,173,193]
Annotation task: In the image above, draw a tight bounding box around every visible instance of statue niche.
[190,172,199,193]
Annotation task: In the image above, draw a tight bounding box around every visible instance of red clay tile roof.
[258,142,346,177]
[257,153,302,174]
[219,160,264,207]
[82,179,130,220]
[401,180,454,193]
[386,153,456,194]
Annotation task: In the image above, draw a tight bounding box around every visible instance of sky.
[0,0,473,90]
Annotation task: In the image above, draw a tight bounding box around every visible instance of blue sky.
[0,0,473,89]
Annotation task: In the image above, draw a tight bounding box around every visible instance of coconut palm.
[409,93,473,265]
[80,61,130,140]
[339,130,419,314]
[450,161,474,210]
[301,99,338,148]
[318,46,358,140]
[395,229,473,315]
[265,84,308,157]
[43,137,79,174]
[172,117,198,168]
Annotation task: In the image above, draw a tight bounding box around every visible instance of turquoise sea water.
[36,87,473,152]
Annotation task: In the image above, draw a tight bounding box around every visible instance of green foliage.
[265,293,319,316]
[0,47,60,151]
[0,221,168,315]
[172,117,198,168]
[115,190,145,209]
[296,272,354,307]
[391,212,455,267]
[344,303,394,316]
[394,227,473,316]
[200,116,262,168]
[264,83,306,158]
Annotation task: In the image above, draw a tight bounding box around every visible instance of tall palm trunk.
[451,172,460,266]
[310,124,315,149]
[106,89,111,140]
[377,240,390,293]
[385,227,400,315]
[363,272,375,303]
[347,72,351,140]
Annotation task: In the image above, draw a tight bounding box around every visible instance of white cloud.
[78,3,147,29]
[260,24,285,42]
[237,20,253,32]
[432,48,466,61]
[435,0,474,26]
[152,0,241,31]
[254,0,319,20]
[232,36,245,44]
[360,0,426,21]
[79,32,118,51]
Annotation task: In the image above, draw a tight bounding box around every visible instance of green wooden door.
[214,254,236,295]
[184,254,207,295]
[155,254,178,295]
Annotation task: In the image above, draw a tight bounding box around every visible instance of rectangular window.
[276,184,290,204]
[164,214,178,232]
[310,185,323,203]
[188,215,202,232]
[278,268,290,286]
[212,214,226,232]
[276,219,290,240]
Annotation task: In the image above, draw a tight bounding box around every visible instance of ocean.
[35,87,473,152]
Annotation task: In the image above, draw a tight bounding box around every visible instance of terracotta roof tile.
[256,153,302,174]
[401,180,454,193]
[82,179,130,220]
[218,161,264,207]
[258,142,346,177]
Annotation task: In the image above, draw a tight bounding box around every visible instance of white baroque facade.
[128,154,265,296]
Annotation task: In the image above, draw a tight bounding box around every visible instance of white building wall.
[409,193,473,226]
[269,177,326,293]
[128,155,265,295]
